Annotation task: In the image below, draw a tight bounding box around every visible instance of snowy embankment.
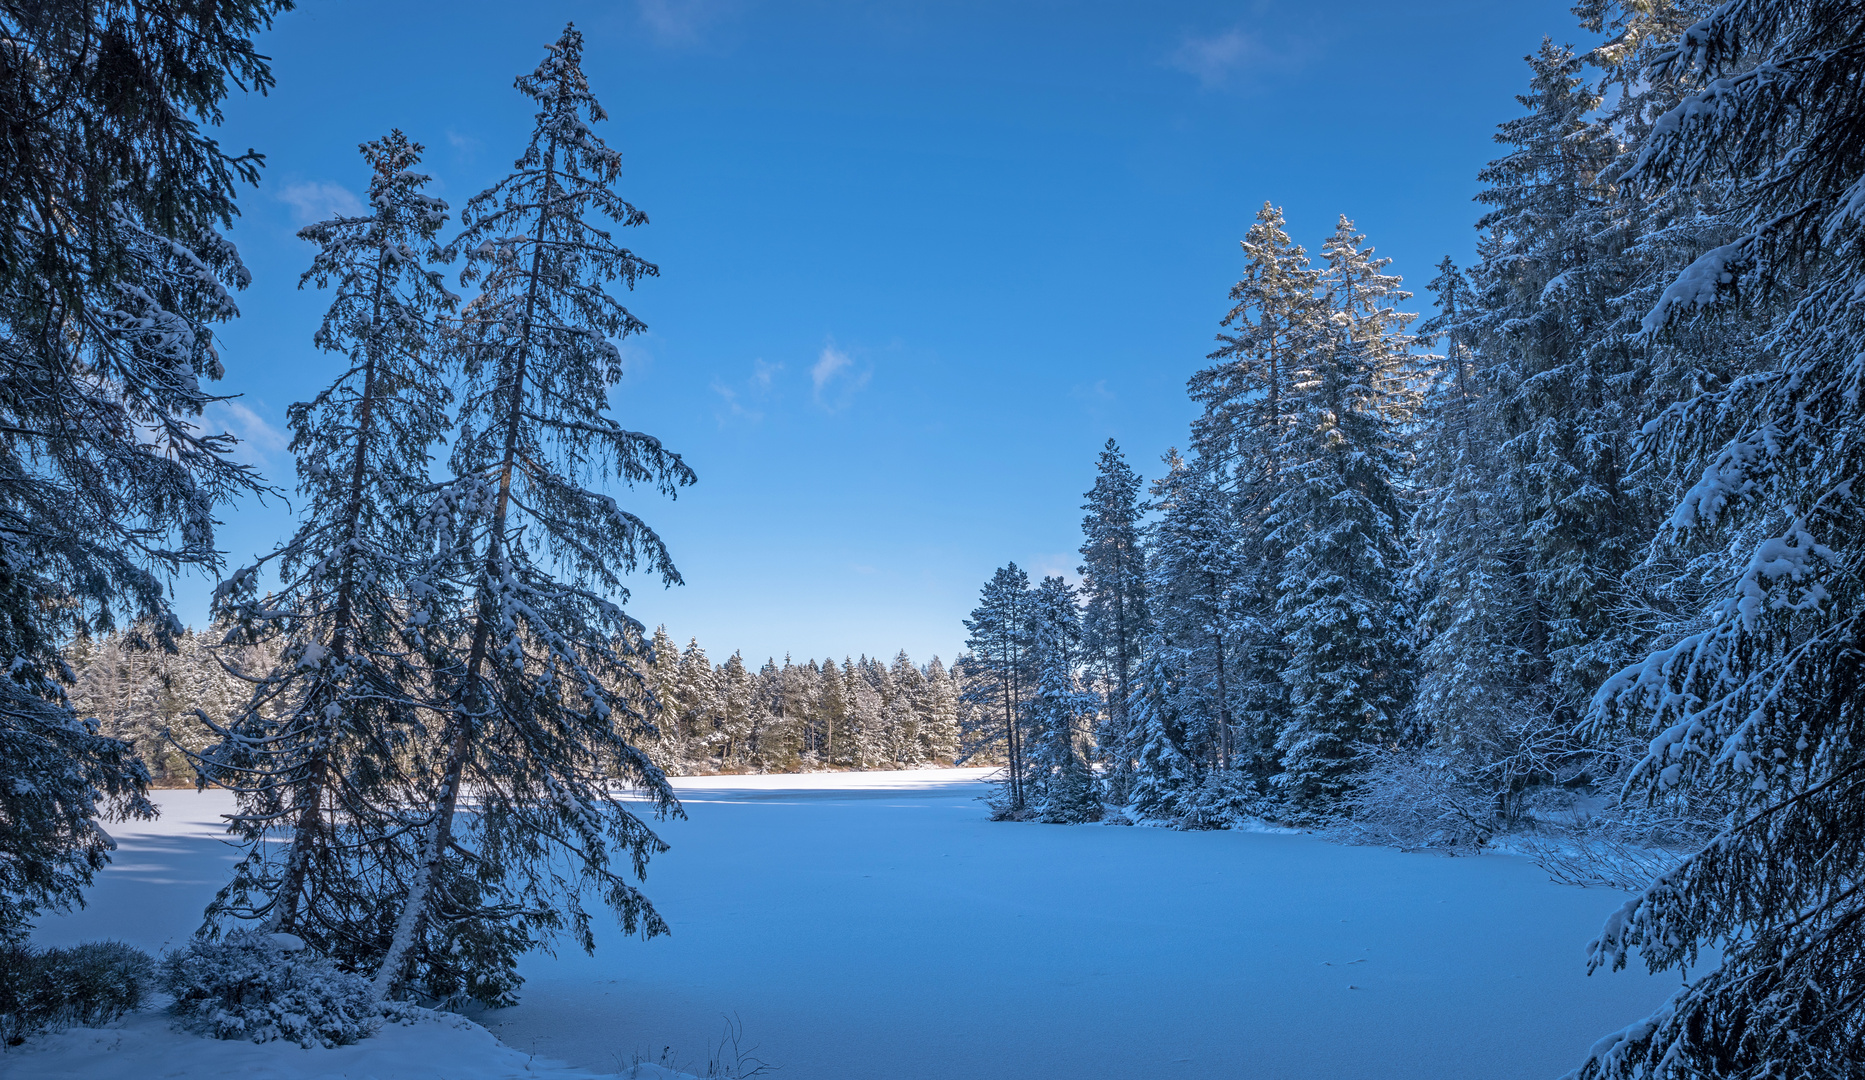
[16,768,1679,1080]
[5,1006,691,1080]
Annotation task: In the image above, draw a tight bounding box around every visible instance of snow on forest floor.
[13,768,1679,1080]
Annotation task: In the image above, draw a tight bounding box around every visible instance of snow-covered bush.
[1,940,155,1045]
[1038,763,1104,824]
[1333,747,1495,850]
[984,770,1039,821]
[161,932,378,1048]
[1172,769,1263,831]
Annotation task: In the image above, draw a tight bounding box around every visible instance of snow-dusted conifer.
[846,658,885,768]
[714,652,754,766]
[0,0,287,939]
[1183,206,1327,783]
[193,131,455,967]
[920,657,961,763]
[964,564,1035,811]
[1570,4,1865,1074]
[1026,577,1101,823]
[1077,439,1148,795]
[1144,451,1244,773]
[1266,218,1415,815]
[1471,40,1650,703]
[375,25,694,1004]
[1407,257,1562,818]
[888,651,926,765]
[1124,650,1197,821]
[816,658,849,765]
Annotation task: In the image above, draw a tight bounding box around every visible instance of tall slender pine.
[1078,439,1148,794]
[375,25,695,1004]
[199,132,455,966]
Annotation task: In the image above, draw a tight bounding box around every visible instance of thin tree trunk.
[375,119,561,1001]
[271,239,391,934]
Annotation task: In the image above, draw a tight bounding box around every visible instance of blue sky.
[189,0,1589,666]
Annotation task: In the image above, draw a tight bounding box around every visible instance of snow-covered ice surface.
[20,768,1679,1079]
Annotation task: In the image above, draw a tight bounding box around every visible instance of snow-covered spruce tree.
[194,132,455,964]
[0,0,289,941]
[1188,202,1323,482]
[752,657,798,770]
[1025,577,1101,823]
[816,657,850,765]
[1077,439,1148,798]
[635,626,687,769]
[888,651,926,766]
[847,657,886,768]
[1144,450,1246,777]
[374,25,695,1005]
[1124,647,1198,822]
[788,658,818,761]
[1566,3,1865,1076]
[1265,218,1415,818]
[714,652,754,767]
[964,563,1035,813]
[920,657,961,763]
[1183,204,1327,786]
[1470,39,1652,709]
[1405,256,1569,831]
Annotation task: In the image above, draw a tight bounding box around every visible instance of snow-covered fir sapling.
[194,130,456,971]
[373,23,694,1005]
[162,932,378,1048]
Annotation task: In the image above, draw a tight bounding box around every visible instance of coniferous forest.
[965,4,1865,1074]
[3,1,1862,1078]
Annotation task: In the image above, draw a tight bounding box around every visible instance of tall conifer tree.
[965,564,1035,811]
[0,0,287,941]
[199,132,455,965]
[1572,3,1865,1074]
[375,25,694,1003]
[1078,439,1148,794]
[1266,219,1415,814]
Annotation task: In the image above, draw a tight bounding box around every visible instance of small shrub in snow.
[1172,769,1263,831]
[1333,747,1495,850]
[1038,763,1104,824]
[161,932,378,1048]
[0,940,156,1045]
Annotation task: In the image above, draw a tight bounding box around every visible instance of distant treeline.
[65,624,992,782]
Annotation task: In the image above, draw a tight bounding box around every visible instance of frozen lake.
[36,768,1676,1079]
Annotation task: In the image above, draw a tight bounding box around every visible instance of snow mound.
[2,1006,698,1080]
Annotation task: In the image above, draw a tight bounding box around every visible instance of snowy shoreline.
[21,768,1677,1080]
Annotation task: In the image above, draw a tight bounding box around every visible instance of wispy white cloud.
[1168,27,1268,88]
[811,344,852,393]
[1029,553,1083,586]
[810,341,872,412]
[445,129,483,158]
[277,180,365,225]
[203,399,289,467]
[637,0,732,46]
[711,358,785,424]
[710,375,762,424]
